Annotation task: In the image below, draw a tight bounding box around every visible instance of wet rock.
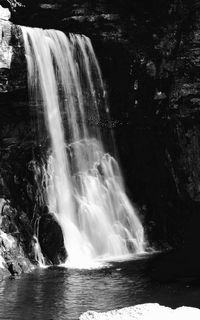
[0,18,13,93]
[0,15,25,92]
[0,266,10,280]
[39,212,67,265]
[0,230,33,276]
[0,20,12,70]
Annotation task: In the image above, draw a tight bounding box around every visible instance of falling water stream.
[21,26,146,268]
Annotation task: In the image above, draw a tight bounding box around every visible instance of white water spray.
[33,218,45,267]
[22,26,146,268]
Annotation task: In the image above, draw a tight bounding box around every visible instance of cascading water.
[21,26,146,268]
[33,218,45,267]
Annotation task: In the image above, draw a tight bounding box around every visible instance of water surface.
[1,258,200,320]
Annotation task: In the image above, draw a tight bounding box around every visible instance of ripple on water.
[0,257,200,320]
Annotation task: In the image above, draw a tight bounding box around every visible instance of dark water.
[1,258,200,320]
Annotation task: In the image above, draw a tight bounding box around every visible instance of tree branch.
[5,0,24,11]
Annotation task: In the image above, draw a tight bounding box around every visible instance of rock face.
[0,6,67,273]
[0,228,33,277]
[0,0,200,273]
[0,198,33,278]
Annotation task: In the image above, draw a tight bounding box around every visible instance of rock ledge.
[80,303,200,320]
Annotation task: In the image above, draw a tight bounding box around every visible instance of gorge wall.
[0,0,200,276]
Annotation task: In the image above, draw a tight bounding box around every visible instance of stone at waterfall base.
[79,303,200,320]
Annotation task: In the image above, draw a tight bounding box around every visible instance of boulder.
[39,212,67,265]
[0,230,33,276]
[80,303,200,320]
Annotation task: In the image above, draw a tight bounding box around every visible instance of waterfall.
[21,26,146,268]
[33,218,45,267]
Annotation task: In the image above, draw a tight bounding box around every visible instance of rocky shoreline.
[80,303,200,320]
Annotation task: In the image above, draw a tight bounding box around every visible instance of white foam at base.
[63,259,111,270]
[62,252,151,270]
[79,303,200,320]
